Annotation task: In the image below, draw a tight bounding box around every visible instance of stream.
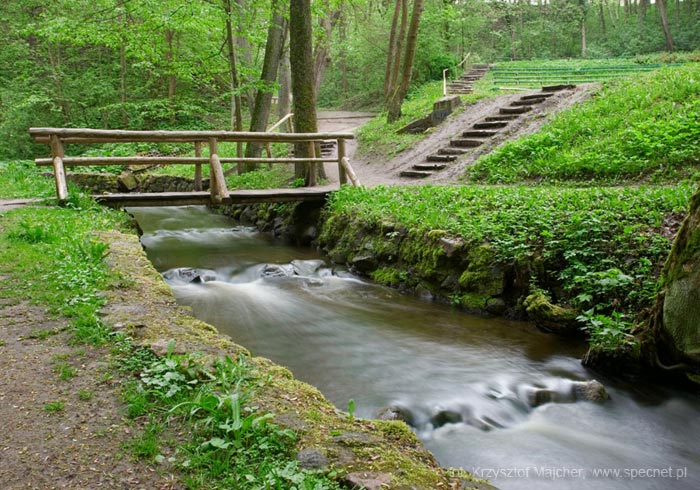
[129,206,700,490]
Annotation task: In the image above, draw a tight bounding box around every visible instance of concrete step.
[400,170,433,178]
[426,154,458,163]
[484,115,519,122]
[500,106,532,115]
[522,93,554,100]
[462,129,498,138]
[450,138,484,148]
[413,162,447,171]
[438,147,471,155]
[511,97,548,106]
[473,121,508,130]
[542,84,576,92]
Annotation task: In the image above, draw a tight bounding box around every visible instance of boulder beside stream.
[640,190,700,383]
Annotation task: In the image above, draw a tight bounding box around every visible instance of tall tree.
[290,0,322,184]
[244,0,289,165]
[657,0,674,51]
[385,0,424,123]
[224,0,244,163]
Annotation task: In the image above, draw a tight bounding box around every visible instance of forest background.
[2,0,699,161]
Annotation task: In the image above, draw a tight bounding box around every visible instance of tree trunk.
[386,0,424,123]
[599,1,607,35]
[118,0,128,126]
[165,29,177,98]
[313,3,341,97]
[245,0,288,165]
[581,19,587,58]
[224,0,244,163]
[234,0,256,113]
[290,0,322,184]
[47,41,70,122]
[384,0,402,99]
[657,0,674,51]
[277,47,292,119]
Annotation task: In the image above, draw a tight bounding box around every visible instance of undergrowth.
[117,343,341,489]
[468,64,700,184]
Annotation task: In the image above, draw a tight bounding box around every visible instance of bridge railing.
[29,127,359,205]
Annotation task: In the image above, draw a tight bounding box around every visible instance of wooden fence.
[29,128,360,205]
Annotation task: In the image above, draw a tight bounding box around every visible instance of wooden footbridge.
[29,128,361,207]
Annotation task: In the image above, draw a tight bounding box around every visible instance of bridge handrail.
[29,127,359,205]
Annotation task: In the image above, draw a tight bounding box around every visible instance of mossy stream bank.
[220,186,700,387]
[103,229,491,489]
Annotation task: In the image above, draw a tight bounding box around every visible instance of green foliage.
[0,161,57,199]
[54,362,78,381]
[468,64,700,184]
[118,347,342,489]
[327,184,692,317]
[576,310,637,353]
[78,390,94,401]
[44,400,66,413]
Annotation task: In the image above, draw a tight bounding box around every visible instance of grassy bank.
[0,166,343,488]
[323,184,693,350]
[467,64,700,184]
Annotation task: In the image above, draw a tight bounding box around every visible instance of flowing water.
[130,206,700,490]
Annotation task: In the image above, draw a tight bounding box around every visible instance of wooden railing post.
[208,138,228,204]
[307,140,317,187]
[337,138,347,186]
[49,135,68,203]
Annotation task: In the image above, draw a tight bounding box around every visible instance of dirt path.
[320,85,595,187]
[0,218,179,489]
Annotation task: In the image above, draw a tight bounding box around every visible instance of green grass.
[54,362,78,381]
[467,64,700,184]
[78,390,94,401]
[118,348,342,489]
[44,400,65,413]
[0,161,56,199]
[327,184,693,317]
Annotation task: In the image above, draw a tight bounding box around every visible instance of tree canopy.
[1,0,697,159]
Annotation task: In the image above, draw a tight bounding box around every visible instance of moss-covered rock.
[641,189,700,382]
[523,291,580,335]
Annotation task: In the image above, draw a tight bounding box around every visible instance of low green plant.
[44,400,65,412]
[324,184,692,346]
[347,399,356,420]
[54,362,78,381]
[576,310,637,352]
[78,390,94,401]
[117,346,342,489]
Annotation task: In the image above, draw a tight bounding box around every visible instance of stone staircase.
[400,85,575,179]
[446,64,491,95]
